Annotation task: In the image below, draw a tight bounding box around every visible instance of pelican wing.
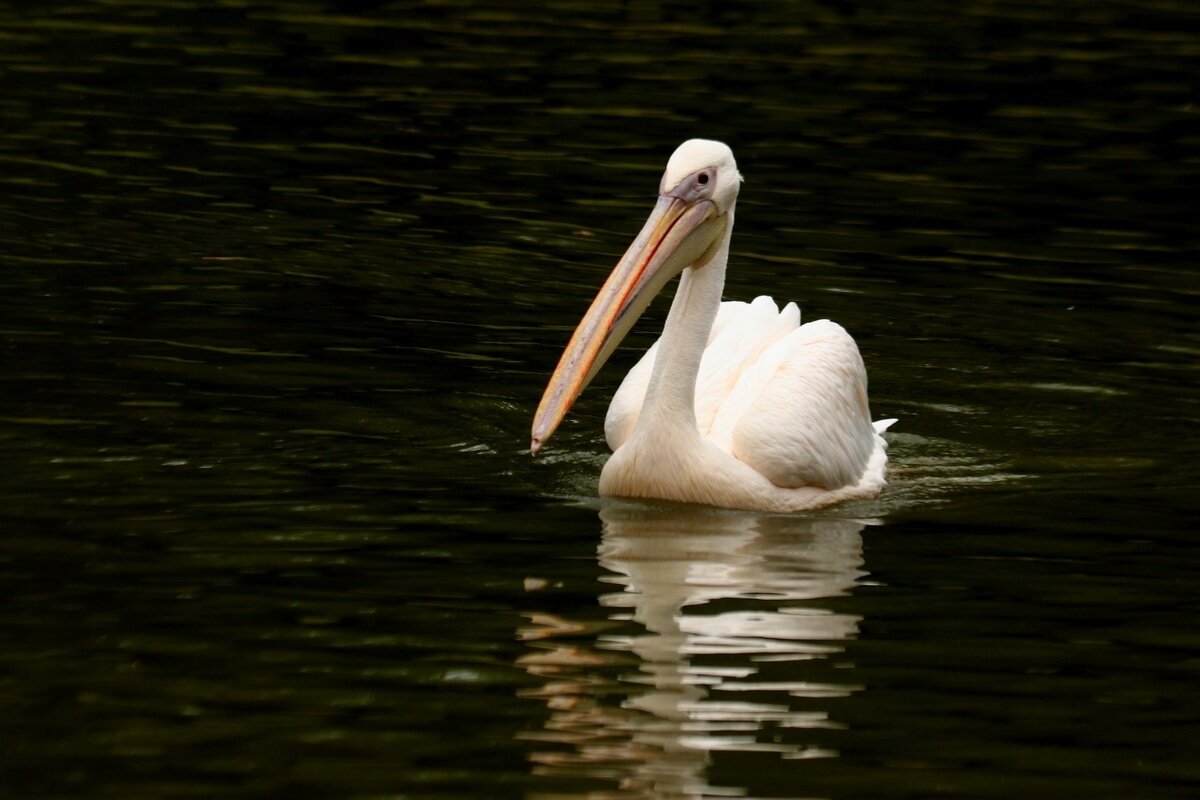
[694,297,799,435]
[716,318,879,490]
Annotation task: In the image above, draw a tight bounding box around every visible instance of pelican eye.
[666,168,718,203]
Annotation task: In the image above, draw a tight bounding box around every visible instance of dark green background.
[1,1,1197,797]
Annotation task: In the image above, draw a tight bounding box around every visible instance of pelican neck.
[638,210,734,434]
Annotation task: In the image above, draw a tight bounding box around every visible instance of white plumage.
[532,140,894,512]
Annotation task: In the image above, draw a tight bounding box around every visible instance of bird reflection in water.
[518,504,870,799]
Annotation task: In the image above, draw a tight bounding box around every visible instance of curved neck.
[640,209,733,433]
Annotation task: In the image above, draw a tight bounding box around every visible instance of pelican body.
[531,140,893,512]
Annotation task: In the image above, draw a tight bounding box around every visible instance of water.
[1,1,1198,797]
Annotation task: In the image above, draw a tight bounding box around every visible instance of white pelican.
[531,139,894,512]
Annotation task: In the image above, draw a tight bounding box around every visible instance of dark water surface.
[2,1,1198,797]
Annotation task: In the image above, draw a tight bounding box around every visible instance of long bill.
[530,194,724,454]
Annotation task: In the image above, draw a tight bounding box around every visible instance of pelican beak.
[531,192,725,454]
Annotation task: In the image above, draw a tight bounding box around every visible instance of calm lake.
[1,1,1197,797]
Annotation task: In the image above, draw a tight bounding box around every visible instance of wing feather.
[721,319,878,490]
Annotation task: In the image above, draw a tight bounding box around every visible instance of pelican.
[531,139,895,512]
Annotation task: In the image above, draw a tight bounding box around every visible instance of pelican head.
[659,138,743,214]
[531,139,743,453]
